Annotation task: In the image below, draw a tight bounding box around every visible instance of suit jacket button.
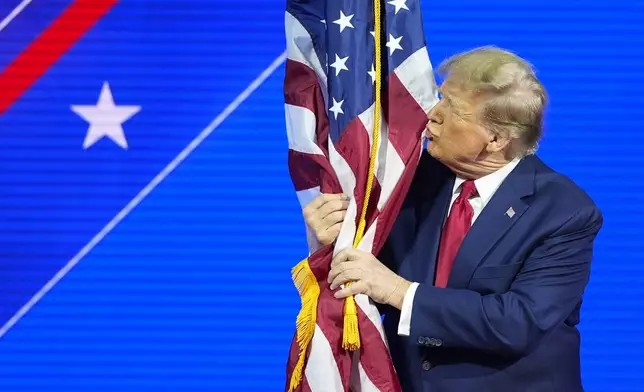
[417,336,427,345]
[434,338,442,347]
[421,360,432,371]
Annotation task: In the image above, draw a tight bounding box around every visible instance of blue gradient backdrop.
[0,0,642,391]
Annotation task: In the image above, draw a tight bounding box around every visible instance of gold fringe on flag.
[288,257,320,392]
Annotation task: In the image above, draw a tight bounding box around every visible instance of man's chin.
[425,143,440,160]
[425,145,455,171]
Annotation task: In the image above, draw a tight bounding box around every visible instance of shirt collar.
[453,158,521,205]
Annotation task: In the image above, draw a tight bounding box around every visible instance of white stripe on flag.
[357,104,405,211]
[285,103,325,156]
[296,187,323,254]
[306,325,345,392]
[354,362,381,392]
[328,135,359,257]
[285,11,328,109]
[394,46,439,113]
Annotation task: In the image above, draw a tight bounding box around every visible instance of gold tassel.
[342,287,360,351]
[288,258,320,392]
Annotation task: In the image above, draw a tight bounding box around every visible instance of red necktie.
[434,180,477,288]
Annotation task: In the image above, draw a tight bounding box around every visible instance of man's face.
[424,82,494,174]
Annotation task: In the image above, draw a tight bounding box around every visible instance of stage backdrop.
[0,0,642,391]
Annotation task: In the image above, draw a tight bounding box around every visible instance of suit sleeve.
[409,206,603,356]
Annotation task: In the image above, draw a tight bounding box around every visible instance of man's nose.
[427,108,442,125]
[428,100,444,120]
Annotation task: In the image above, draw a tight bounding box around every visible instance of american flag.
[284,0,438,391]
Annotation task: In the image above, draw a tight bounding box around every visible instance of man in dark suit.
[302,46,602,391]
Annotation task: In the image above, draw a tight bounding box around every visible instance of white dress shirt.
[397,158,521,336]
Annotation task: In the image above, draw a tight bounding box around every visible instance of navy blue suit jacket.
[378,153,603,392]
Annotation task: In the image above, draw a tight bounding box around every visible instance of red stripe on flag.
[0,0,119,115]
[370,72,427,256]
[284,59,341,195]
[334,118,383,240]
[365,178,382,229]
[308,246,353,390]
[301,377,313,392]
[385,72,428,159]
[316,284,353,390]
[288,150,336,192]
[322,117,394,390]
[284,245,352,391]
[285,333,304,391]
[356,306,403,392]
[284,59,330,157]
[334,118,372,224]
[371,148,421,258]
[284,332,318,392]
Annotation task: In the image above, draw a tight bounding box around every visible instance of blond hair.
[438,46,547,157]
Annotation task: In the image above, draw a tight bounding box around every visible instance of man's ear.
[486,133,511,154]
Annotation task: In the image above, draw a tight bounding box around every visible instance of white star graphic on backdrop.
[320,19,327,27]
[333,11,354,32]
[388,0,409,14]
[386,34,403,55]
[329,98,344,119]
[330,54,349,76]
[71,82,141,149]
[368,64,376,84]
[370,30,375,38]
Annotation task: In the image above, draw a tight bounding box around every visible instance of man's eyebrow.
[439,88,454,102]
[443,93,457,107]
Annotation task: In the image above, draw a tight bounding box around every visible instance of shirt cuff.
[397,282,419,336]
[305,225,322,255]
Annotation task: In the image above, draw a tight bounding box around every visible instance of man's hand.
[303,194,349,246]
[328,248,411,310]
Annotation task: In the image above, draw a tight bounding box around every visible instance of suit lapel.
[399,173,454,284]
[446,157,537,288]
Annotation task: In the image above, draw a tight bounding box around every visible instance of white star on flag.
[329,97,344,119]
[330,54,349,76]
[388,0,409,14]
[386,34,403,55]
[333,11,354,32]
[368,64,376,84]
[71,81,141,149]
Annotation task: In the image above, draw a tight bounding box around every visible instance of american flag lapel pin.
[506,207,516,218]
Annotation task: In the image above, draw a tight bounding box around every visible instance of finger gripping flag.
[284,0,438,390]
